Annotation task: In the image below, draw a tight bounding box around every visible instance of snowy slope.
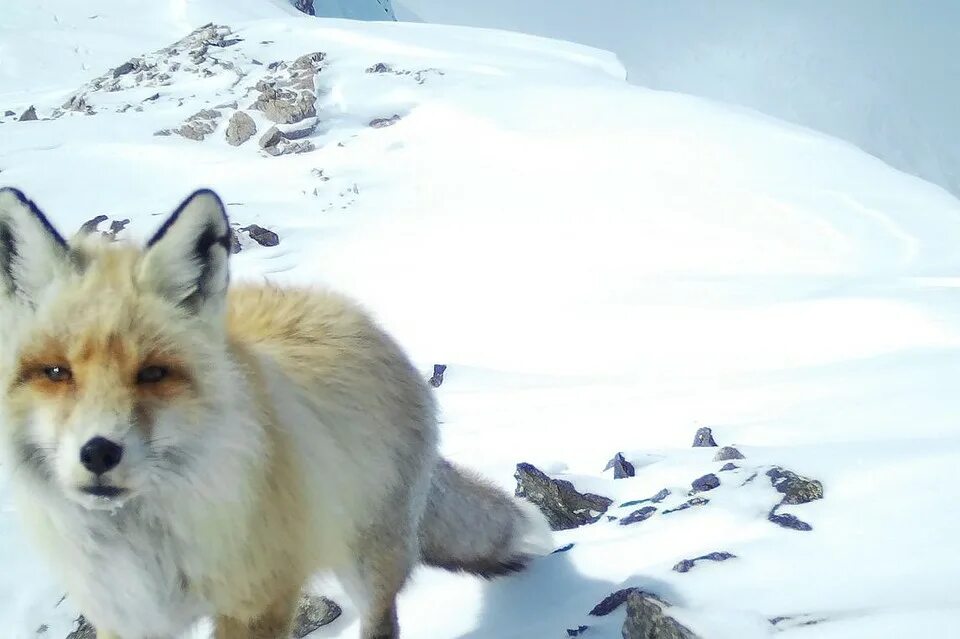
[2,1,960,638]
[395,0,960,199]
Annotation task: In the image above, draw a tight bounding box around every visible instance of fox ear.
[0,188,72,305]
[139,189,231,315]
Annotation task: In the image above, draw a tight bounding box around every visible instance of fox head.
[0,188,241,510]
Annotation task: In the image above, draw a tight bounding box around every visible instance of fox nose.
[79,437,123,475]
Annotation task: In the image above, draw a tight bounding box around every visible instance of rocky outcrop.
[515,463,612,530]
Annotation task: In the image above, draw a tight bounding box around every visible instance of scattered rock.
[662,497,709,515]
[514,463,612,531]
[622,591,699,639]
[766,467,823,505]
[19,106,38,121]
[713,446,744,461]
[366,62,392,73]
[174,108,222,141]
[768,511,813,531]
[590,587,639,616]
[692,427,717,447]
[263,139,315,156]
[604,452,635,479]
[690,473,720,493]
[672,551,736,573]
[154,129,172,136]
[112,61,136,78]
[258,92,316,124]
[621,489,670,508]
[370,114,401,128]
[428,364,447,388]
[620,506,656,526]
[719,463,739,472]
[240,224,279,247]
[225,111,257,146]
[65,616,96,639]
[291,594,342,638]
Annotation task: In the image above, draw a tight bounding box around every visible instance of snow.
[2,1,960,638]
[394,0,960,199]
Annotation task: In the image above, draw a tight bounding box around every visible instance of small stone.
[620,506,656,526]
[713,447,744,461]
[428,364,447,388]
[370,114,401,128]
[567,625,589,636]
[367,62,392,73]
[719,463,738,472]
[225,111,257,146]
[692,427,717,447]
[604,452,636,479]
[662,497,709,515]
[766,467,824,505]
[18,106,38,121]
[622,591,699,639]
[291,594,342,638]
[240,224,279,247]
[620,489,670,508]
[671,551,735,573]
[690,473,720,493]
[514,463,612,531]
[768,511,812,531]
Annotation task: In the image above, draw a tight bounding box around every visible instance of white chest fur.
[24,494,210,639]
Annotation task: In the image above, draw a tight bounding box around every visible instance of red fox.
[0,188,551,639]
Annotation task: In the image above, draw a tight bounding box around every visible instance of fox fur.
[0,188,552,639]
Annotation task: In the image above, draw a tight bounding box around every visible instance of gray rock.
[662,497,709,515]
[264,140,315,156]
[19,106,38,121]
[225,111,257,146]
[260,126,283,148]
[291,594,341,638]
[294,0,315,16]
[367,62,392,73]
[370,114,401,128]
[768,511,813,531]
[515,463,612,531]
[4,110,14,117]
[672,551,735,573]
[66,616,96,639]
[112,61,136,78]
[228,227,242,254]
[428,364,447,388]
[690,473,720,493]
[713,446,744,461]
[622,591,699,639]
[766,467,823,505]
[692,427,717,447]
[719,463,739,472]
[620,506,656,526]
[620,489,670,508]
[240,224,279,247]
[174,109,221,141]
[604,452,635,479]
[590,587,639,616]
[257,90,316,125]
[79,215,109,235]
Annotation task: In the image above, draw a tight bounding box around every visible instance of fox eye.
[137,366,168,384]
[44,366,72,382]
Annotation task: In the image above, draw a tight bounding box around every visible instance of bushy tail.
[418,458,553,578]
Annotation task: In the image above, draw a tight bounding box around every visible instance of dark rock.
[768,511,812,531]
[515,463,612,531]
[766,467,823,505]
[620,506,656,526]
[428,364,447,387]
[113,61,136,78]
[367,62,392,73]
[259,126,283,148]
[228,227,242,254]
[294,0,315,16]
[662,497,709,515]
[552,543,575,554]
[19,106,38,121]
[713,447,744,461]
[291,594,341,638]
[719,463,738,472]
[66,616,96,639]
[741,472,758,486]
[240,224,279,247]
[4,110,14,117]
[370,114,402,128]
[622,591,699,639]
[79,215,109,235]
[604,452,636,479]
[590,587,638,616]
[692,427,717,447]
[690,473,720,493]
[672,551,736,573]
[567,625,589,636]
[154,129,172,136]
[105,219,129,240]
[225,111,257,146]
[621,489,670,508]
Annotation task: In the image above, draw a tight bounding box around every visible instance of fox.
[0,187,552,639]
